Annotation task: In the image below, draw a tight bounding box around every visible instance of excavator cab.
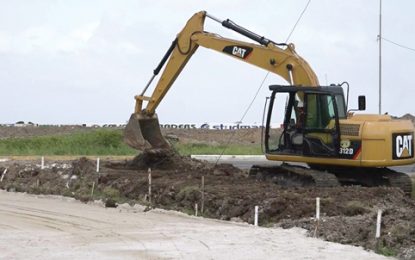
[265,85,346,158]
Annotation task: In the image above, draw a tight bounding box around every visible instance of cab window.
[305,94,336,129]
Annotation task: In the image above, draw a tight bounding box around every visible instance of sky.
[0,0,414,125]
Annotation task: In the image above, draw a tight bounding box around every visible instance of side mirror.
[358,95,366,111]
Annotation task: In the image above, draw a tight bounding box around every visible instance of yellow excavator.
[125,11,414,194]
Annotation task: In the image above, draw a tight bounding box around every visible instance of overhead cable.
[382,37,415,53]
[285,0,312,43]
[215,0,313,165]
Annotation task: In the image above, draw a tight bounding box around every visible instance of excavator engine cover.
[124,113,170,151]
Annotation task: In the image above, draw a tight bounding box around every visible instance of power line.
[239,0,313,121]
[215,1,313,165]
[382,37,415,52]
[285,0,312,43]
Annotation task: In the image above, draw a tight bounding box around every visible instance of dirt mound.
[0,125,265,146]
[125,150,199,170]
[109,150,244,177]
[71,157,96,176]
[0,158,414,258]
[277,188,415,257]
[162,128,263,145]
[0,125,97,139]
[399,113,415,125]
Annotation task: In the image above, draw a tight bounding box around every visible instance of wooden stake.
[91,182,95,197]
[195,203,198,216]
[148,168,152,204]
[376,209,382,238]
[313,197,321,237]
[254,206,259,226]
[0,168,7,182]
[201,176,205,214]
[316,197,320,220]
[96,158,100,173]
[41,156,45,170]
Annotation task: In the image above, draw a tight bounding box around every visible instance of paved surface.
[0,191,389,260]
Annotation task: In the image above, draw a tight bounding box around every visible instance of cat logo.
[392,133,414,159]
[340,140,351,148]
[222,45,253,60]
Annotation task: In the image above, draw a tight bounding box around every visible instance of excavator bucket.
[124,113,170,151]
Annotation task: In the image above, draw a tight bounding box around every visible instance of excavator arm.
[124,11,319,151]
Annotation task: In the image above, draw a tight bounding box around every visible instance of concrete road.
[0,191,389,260]
[192,155,415,176]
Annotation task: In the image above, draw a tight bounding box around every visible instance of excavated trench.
[0,152,414,258]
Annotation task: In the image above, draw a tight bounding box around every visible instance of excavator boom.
[125,11,318,151]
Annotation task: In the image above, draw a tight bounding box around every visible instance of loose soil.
[1,153,414,259]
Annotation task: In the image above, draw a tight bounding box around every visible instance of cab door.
[303,92,340,157]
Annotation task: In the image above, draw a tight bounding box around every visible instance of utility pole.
[378,0,382,114]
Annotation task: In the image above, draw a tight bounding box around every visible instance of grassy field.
[0,130,136,156]
[0,129,261,156]
[172,143,261,155]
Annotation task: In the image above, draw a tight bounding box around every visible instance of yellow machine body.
[266,115,415,167]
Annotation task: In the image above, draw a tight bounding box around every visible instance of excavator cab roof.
[269,84,347,119]
[269,84,345,95]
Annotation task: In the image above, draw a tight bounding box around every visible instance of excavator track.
[383,169,413,196]
[250,163,413,195]
[249,164,340,188]
[320,166,413,196]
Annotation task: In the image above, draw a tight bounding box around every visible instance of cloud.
[58,22,100,53]
[0,32,12,52]
[0,1,414,124]
[0,18,141,56]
